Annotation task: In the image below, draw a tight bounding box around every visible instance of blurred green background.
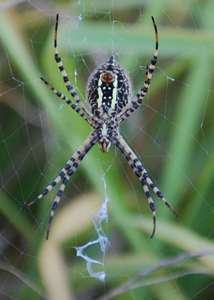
[1,0,214,299]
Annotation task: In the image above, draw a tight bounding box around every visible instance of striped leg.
[40,77,92,126]
[117,16,158,126]
[45,173,70,240]
[26,133,98,239]
[45,133,98,239]
[111,133,178,238]
[54,14,93,119]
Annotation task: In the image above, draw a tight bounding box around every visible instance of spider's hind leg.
[54,14,93,118]
[40,77,92,126]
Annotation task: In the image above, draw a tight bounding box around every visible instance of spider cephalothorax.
[25,14,178,240]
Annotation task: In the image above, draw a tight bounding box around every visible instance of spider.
[25,14,178,240]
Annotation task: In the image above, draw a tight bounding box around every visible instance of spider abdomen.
[87,56,132,119]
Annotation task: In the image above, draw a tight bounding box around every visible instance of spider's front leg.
[25,132,98,240]
[111,133,178,238]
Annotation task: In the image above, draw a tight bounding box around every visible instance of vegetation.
[0,0,214,299]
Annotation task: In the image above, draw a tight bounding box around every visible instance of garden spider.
[26,14,178,240]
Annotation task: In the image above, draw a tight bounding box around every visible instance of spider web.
[1,0,214,299]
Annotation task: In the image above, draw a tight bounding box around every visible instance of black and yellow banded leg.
[111,132,178,238]
[25,133,98,239]
[118,16,158,125]
[40,77,92,126]
[45,134,98,239]
[54,14,93,119]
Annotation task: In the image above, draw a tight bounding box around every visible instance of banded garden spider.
[26,14,178,240]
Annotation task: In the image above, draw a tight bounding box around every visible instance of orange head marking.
[101,72,115,83]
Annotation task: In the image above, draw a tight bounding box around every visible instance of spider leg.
[25,133,98,239]
[54,14,93,119]
[117,16,158,125]
[40,77,92,126]
[45,134,98,240]
[45,173,70,240]
[111,133,178,238]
